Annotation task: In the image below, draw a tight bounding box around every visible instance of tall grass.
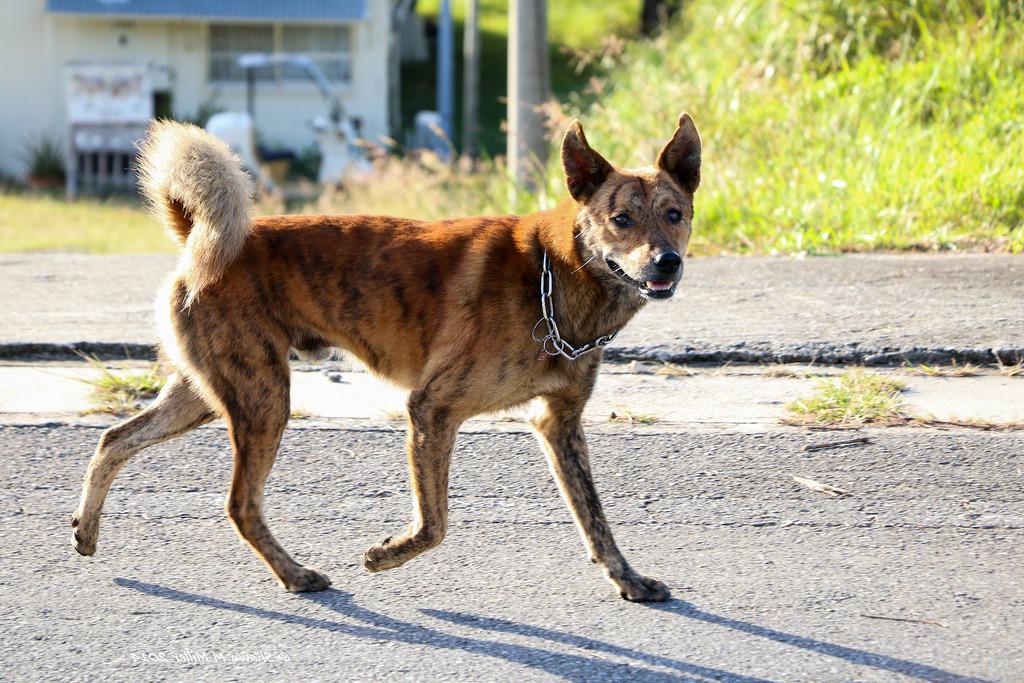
[560,0,1024,253]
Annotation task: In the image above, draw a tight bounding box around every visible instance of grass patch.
[609,408,661,424]
[654,362,697,377]
[759,365,823,379]
[0,191,172,254]
[786,369,906,426]
[902,360,980,377]
[996,358,1024,377]
[79,358,167,416]
[297,155,513,221]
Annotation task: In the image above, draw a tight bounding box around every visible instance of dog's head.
[561,113,701,301]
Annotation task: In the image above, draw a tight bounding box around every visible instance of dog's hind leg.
[206,348,332,592]
[532,386,671,603]
[71,373,215,556]
[362,388,461,572]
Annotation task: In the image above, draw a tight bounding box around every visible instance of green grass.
[557,0,1024,253]
[609,408,661,424]
[78,358,167,416]
[786,368,907,426]
[0,191,171,253]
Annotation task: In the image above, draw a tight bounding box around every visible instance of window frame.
[206,22,354,87]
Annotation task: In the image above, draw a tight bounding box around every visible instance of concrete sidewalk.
[1,252,1021,364]
[3,361,1023,431]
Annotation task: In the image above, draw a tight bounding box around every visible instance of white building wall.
[0,0,56,176]
[0,0,391,177]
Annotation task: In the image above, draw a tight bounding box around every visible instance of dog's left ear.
[561,120,613,203]
[657,112,701,193]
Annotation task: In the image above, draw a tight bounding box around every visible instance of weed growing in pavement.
[609,408,661,425]
[78,356,166,416]
[785,369,906,427]
[902,360,980,377]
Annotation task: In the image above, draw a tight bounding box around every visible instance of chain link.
[532,251,619,361]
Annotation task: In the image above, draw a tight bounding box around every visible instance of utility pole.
[388,0,416,144]
[461,0,480,158]
[437,0,455,150]
[507,0,549,198]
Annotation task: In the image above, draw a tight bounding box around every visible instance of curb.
[0,342,158,361]
[605,343,1024,366]
[3,340,1022,366]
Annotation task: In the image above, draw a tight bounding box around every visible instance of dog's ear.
[657,112,701,193]
[561,120,613,203]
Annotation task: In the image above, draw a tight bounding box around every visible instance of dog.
[71,113,701,602]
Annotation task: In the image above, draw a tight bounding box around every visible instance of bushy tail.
[138,120,253,305]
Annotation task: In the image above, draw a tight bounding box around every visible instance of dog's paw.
[362,538,404,573]
[363,529,441,572]
[70,512,97,557]
[282,566,332,593]
[615,573,671,602]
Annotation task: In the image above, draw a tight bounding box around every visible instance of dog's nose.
[653,251,682,275]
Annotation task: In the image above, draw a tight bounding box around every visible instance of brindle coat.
[71,114,701,602]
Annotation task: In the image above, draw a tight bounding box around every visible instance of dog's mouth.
[605,258,677,300]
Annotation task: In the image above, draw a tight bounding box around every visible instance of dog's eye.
[666,209,682,223]
[612,214,633,228]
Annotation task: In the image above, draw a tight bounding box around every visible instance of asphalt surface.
[2,253,1021,364]
[2,423,1021,681]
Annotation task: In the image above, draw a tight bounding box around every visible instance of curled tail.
[138,120,253,305]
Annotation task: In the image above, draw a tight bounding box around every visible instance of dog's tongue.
[645,281,673,292]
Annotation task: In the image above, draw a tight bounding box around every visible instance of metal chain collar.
[532,251,619,361]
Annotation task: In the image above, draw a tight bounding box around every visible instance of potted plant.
[20,134,66,190]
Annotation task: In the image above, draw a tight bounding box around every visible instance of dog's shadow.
[114,579,985,683]
[426,603,989,683]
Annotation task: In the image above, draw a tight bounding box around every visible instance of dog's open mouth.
[605,258,677,300]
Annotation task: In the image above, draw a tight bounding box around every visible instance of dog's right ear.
[561,120,613,204]
[657,112,701,193]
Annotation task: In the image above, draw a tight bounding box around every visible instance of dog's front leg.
[362,389,460,572]
[532,391,671,602]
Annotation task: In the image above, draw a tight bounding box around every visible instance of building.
[0,0,394,179]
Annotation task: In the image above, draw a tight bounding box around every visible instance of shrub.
[20,134,65,181]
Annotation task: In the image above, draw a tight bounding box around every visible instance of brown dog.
[71,113,701,602]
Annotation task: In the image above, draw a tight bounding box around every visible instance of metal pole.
[437,0,455,148]
[388,0,416,143]
[462,0,480,158]
[507,0,549,198]
[246,67,255,119]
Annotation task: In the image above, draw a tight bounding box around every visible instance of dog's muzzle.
[605,258,681,300]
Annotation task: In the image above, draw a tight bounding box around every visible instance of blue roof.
[46,0,367,22]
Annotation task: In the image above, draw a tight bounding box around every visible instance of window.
[282,25,352,83]
[208,24,352,84]
[209,25,274,82]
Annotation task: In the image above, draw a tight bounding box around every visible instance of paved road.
[1,424,1021,681]
[2,253,1021,363]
